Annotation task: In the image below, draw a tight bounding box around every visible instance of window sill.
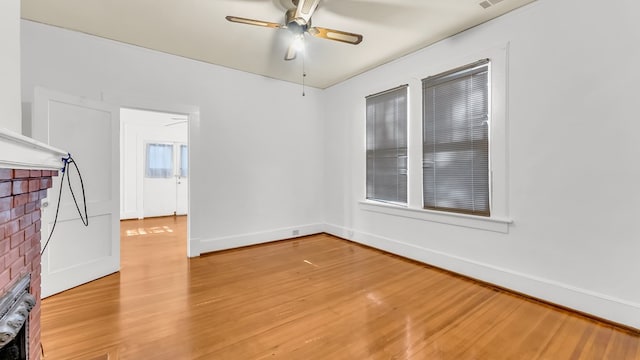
[359,200,512,233]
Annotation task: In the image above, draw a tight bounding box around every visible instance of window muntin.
[366,85,408,204]
[422,60,490,216]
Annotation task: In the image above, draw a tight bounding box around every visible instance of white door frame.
[108,93,198,257]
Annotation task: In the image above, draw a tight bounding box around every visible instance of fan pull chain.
[302,50,306,97]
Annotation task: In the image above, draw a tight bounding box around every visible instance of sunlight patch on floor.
[125,226,174,236]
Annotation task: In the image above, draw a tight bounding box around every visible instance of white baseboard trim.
[119,211,138,220]
[323,223,640,330]
[197,223,325,255]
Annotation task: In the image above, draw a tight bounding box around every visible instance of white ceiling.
[21,0,535,89]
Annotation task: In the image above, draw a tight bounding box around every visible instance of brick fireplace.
[0,169,56,360]
[0,114,67,360]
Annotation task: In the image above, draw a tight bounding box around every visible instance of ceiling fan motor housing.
[285,8,309,35]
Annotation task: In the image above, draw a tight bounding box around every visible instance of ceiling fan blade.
[294,0,321,24]
[225,16,283,29]
[309,27,363,45]
[284,44,297,61]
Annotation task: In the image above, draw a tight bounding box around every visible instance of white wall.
[21,20,325,257]
[120,108,188,219]
[323,0,640,329]
[0,0,22,133]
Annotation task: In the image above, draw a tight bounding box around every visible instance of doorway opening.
[120,108,189,220]
[119,108,189,258]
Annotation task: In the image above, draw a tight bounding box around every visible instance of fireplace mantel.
[0,128,66,170]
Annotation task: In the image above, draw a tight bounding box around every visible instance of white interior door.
[143,142,176,217]
[33,87,120,298]
[143,142,187,217]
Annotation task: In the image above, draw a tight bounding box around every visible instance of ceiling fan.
[226,0,363,61]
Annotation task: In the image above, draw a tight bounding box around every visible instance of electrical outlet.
[292,229,300,236]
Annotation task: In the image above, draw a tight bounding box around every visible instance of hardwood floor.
[41,216,639,359]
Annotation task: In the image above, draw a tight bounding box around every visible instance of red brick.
[31,233,41,247]
[31,261,41,275]
[13,170,30,178]
[0,197,11,211]
[28,192,39,202]
[5,219,19,236]
[0,269,10,288]
[38,190,48,200]
[0,210,10,224]
[32,210,41,222]
[9,258,26,279]
[18,243,25,257]
[25,248,36,265]
[28,179,40,192]
[29,170,42,178]
[10,230,24,248]
[32,272,40,284]
[13,194,28,206]
[0,238,9,256]
[19,214,32,230]
[30,277,40,295]
[34,220,41,233]
[0,181,11,197]
[0,169,13,180]
[10,204,24,220]
[24,224,35,239]
[6,247,19,265]
[0,226,5,241]
[40,177,53,190]
[51,171,59,177]
[12,180,29,195]
[25,201,36,214]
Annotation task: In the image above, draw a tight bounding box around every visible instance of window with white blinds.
[366,85,408,204]
[422,59,490,216]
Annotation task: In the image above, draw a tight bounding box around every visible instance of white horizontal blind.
[366,85,408,204]
[422,60,490,216]
[146,143,174,178]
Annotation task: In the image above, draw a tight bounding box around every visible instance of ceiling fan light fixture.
[292,34,305,52]
[226,0,363,61]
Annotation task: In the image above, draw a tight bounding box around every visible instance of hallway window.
[146,143,174,178]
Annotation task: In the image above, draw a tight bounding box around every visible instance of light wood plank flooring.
[41,216,640,359]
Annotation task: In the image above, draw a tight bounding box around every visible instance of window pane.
[366,85,408,204]
[422,60,490,216]
[146,143,174,178]
[180,145,188,177]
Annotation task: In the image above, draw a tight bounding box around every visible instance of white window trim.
[359,200,512,233]
[364,43,512,232]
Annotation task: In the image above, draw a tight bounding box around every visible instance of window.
[422,59,490,216]
[145,143,174,178]
[366,85,408,204]
[180,145,188,178]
